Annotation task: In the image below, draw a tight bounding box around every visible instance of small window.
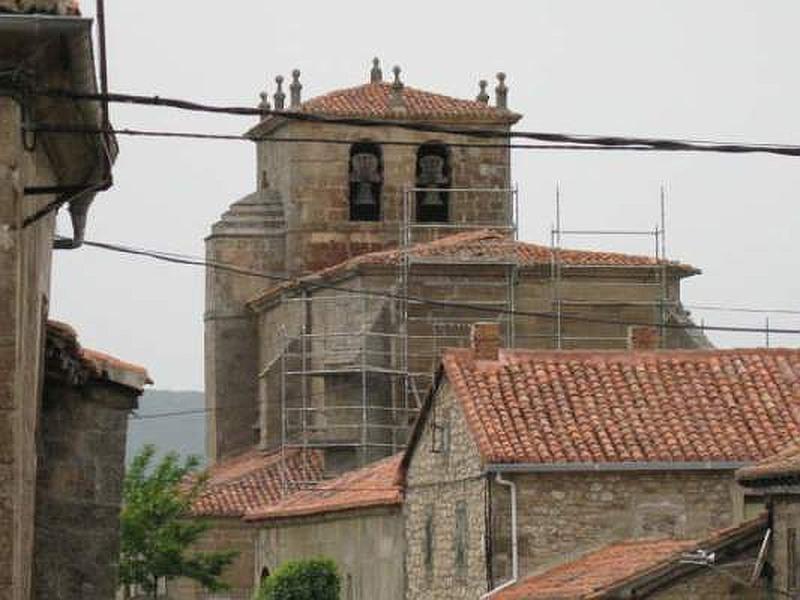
[416,143,450,223]
[260,567,270,583]
[454,501,468,580]
[424,507,435,579]
[349,142,382,221]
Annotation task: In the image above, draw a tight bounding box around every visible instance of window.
[454,501,468,580]
[416,143,450,223]
[349,142,382,221]
[424,506,435,579]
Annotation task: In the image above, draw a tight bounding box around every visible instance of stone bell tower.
[206,60,520,462]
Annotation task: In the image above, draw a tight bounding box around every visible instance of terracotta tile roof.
[292,82,521,124]
[248,230,697,307]
[0,0,80,15]
[494,516,767,599]
[191,448,323,518]
[46,320,151,390]
[440,347,800,465]
[737,440,800,484]
[244,454,403,521]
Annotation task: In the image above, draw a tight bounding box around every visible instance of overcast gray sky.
[50,0,800,390]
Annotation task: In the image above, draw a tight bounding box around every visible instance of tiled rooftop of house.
[494,516,767,599]
[46,320,151,390]
[192,448,323,518]
[245,453,403,521]
[249,230,697,307]
[441,346,800,465]
[737,441,800,485]
[0,0,80,15]
[297,81,520,123]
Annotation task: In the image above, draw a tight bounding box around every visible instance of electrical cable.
[68,236,800,336]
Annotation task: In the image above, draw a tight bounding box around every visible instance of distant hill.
[126,390,206,465]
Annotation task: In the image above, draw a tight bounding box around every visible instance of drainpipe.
[481,472,518,599]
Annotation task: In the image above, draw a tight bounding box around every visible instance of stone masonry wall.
[650,560,764,600]
[0,95,58,600]
[404,381,489,600]
[769,495,800,597]
[493,470,742,581]
[33,380,138,600]
[166,519,257,600]
[258,121,511,276]
[255,508,404,600]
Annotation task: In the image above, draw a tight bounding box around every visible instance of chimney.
[273,75,286,110]
[476,79,489,104]
[627,326,660,350]
[495,72,508,110]
[290,69,302,108]
[370,57,383,83]
[471,322,501,361]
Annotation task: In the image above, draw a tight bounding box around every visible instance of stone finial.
[370,57,383,83]
[258,92,271,121]
[290,69,302,108]
[476,79,489,104]
[495,72,508,110]
[390,65,405,110]
[273,75,286,111]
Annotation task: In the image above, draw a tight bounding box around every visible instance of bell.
[420,189,444,207]
[354,182,376,206]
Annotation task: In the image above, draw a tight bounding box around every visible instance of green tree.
[255,557,341,600]
[119,445,237,598]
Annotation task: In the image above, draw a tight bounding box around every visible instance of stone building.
[1,3,149,598]
[400,323,800,598]
[206,59,710,476]
[494,516,767,599]
[737,441,800,598]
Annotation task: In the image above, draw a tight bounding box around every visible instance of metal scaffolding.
[268,185,519,490]
[549,185,673,349]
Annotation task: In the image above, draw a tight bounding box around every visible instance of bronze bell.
[420,189,444,207]
[350,152,380,206]
[355,182,376,206]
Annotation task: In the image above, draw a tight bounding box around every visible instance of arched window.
[349,142,382,221]
[260,567,270,583]
[416,143,450,223]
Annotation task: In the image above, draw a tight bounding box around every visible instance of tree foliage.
[255,557,341,600]
[119,445,237,598]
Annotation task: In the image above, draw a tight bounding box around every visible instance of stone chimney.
[471,322,501,361]
[290,69,302,108]
[627,326,660,350]
[273,75,286,110]
[495,72,508,110]
[370,57,383,83]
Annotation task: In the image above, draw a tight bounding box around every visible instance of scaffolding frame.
[550,185,673,349]
[268,185,519,491]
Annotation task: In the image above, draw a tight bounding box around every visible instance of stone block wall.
[769,495,800,597]
[257,121,511,276]
[255,509,404,600]
[33,380,138,600]
[165,520,257,600]
[492,470,740,581]
[0,94,58,600]
[404,382,490,600]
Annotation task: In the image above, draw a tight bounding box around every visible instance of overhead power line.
[66,236,800,336]
[22,88,800,158]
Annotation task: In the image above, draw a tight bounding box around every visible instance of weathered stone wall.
[768,495,800,597]
[492,470,741,581]
[256,121,511,276]
[165,519,257,600]
[649,561,764,600]
[0,95,58,600]
[404,381,489,600]
[255,508,404,600]
[33,380,138,600]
